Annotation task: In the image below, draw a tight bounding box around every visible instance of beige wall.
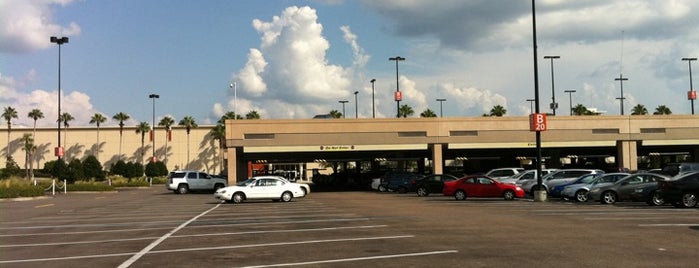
[1,125,223,175]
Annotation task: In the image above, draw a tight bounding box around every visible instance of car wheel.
[601,191,617,204]
[281,191,293,202]
[232,192,245,204]
[177,184,189,194]
[647,191,664,206]
[378,185,387,192]
[397,187,407,194]
[416,187,429,197]
[503,190,515,201]
[575,190,589,202]
[454,190,467,201]
[681,192,698,208]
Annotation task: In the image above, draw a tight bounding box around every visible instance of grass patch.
[0,178,45,198]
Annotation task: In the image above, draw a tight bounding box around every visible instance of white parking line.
[638,223,699,227]
[239,250,459,268]
[117,202,223,268]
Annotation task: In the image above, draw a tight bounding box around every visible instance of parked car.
[214,175,306,204]
[502,169,557,185]
[588,173,670,205]
[549,173,602,198]
[659,162,699,177]
[413,174,460,196]
[166,170,228,194]
[519,169,604,195]
[442,175,525,201]
[657,171,699,208]
[381,172,423,193]
[560,173,629,202]
[485,168,524,181]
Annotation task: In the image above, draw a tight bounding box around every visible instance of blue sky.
[2,0,699,128]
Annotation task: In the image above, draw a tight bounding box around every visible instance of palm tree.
[218,111,242,124]
[89,113,107,160]
[420,109,437,117]
[329,110,342,118]
[209,124,226,173]
[653,105,672,115]
[20,133,36,181]
[178,116,197,169]
[245,110,261,119]
[135,121,150,164]
[57,112,74,159]
[489,105,507,117]
[2,106,18,158]
[158,116,175,164]
[27,109,44,139]
[113,112,130,158]
[631,104,648,115]
[398,104,414,118]
[572,104,589,116]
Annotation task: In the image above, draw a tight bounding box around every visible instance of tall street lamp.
[370,79,376,118]
[354,91,359,118]
[50,36,69,160]
[229,82,237,120]
[436,98,446,117]
[389,56,405,117]
[615,74,628,115]
[682,57,697,114]
[149,94,159,162]
[544,55,560,115]
[339,100,348,118]
[526,98,535,114]
[564,89,576,116]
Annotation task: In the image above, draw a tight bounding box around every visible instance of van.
[660,163,699,177]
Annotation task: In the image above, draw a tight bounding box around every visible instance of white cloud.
[0,0,81,53]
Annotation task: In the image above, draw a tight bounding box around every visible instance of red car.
[443,175,525,200]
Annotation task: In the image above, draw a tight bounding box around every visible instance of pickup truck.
[166,170,228,194]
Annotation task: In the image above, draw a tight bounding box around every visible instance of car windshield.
[236,179,256,186]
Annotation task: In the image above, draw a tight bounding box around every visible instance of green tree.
[111,160,127,177]
[158,116,175,164]
[20,133,36,180]
[135,121,150,164]
[420,109,437,117]
[89,113,108,160]
[82,155,105,180]
[489,105,507,117]
[572,104,589,116]
[125,161,144,179]
[66,159,84,183]
[245,110,261,119]
[631,104,648,115]
[218,111,242,123]
[27,108,44,140]
[178,116,198,169]
[653,105,672,115]
[3,106,18,158]
[398,104,414,118]
[329,110,342,118]
[112,112,131,159]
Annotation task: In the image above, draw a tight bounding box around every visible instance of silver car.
[561,173,629,202]
[520,169,604,195]
[588,173,670,205]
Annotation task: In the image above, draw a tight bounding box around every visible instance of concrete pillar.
[432,144,444,174]
[226,147,237,186]
[617,140,638,171]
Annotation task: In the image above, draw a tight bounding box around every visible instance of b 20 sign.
[529,113,547,132]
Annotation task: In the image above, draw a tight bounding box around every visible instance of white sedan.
[214,176,306,204]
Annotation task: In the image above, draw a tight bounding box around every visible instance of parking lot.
[1,188,698,267]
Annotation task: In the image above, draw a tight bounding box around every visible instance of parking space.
[1,189,698,267]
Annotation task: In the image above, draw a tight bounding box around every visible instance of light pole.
[229,82,237,119]
[339,100,348,118]
[526,98,535,114]
[50,36,68,160]
[544,55,560,115]
[389,56,405,117]
[149,94,159,162]
[354,91,359,118]
[682,57,697,114]
[615,74,628,115]
[370,79,376,118]
[564,90,576,116]
[436,98,446,117]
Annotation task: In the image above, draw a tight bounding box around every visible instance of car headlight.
[515,187,522,191]
[218,189,226,194]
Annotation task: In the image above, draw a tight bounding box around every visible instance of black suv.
[412,174,460,196]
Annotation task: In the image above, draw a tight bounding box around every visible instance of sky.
[2,0,699,128]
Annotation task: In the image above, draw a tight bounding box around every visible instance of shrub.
[110,160,127,177]
[82,155,105,180]
[69,180,115,191]
[0,178,44,198]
